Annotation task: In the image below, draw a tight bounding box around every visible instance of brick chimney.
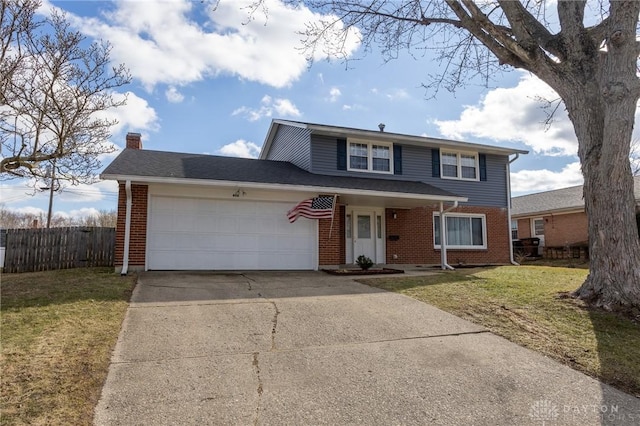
[126,132,142,149]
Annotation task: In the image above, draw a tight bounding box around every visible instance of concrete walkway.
[94,271,640,425]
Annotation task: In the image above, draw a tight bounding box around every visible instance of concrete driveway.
[94,271,640,425]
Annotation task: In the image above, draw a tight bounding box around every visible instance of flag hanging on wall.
[287,195,336,223]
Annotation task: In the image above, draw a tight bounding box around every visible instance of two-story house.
[101,119,527,273]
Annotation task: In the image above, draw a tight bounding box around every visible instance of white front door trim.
[346,206,385,264]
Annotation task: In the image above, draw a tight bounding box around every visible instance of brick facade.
[515,212,589,259]
[318,204,346,265]
[541,212,588,247]
[317,204,511,266]
[516,219,531,239]
[383,205,511,265]
[115,183,148,269]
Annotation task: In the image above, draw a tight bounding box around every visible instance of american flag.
[287,195,335,223]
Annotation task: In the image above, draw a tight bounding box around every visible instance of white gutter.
[507,154,520,266]
[99,174,468,204]
[121,180,132,276]
[439,201,459,270]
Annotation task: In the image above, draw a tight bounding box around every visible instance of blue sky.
[2,0,638,221]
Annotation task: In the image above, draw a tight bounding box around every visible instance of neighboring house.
[101,120,527,272]
[511,176,640,258]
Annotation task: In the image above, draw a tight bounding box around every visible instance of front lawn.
[1,268,135,425]
[360,266,640,397]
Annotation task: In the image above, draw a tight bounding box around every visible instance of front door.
[354,211,376,263]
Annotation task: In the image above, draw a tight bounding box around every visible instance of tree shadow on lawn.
[557,293,640,423]
[587,304,640,395]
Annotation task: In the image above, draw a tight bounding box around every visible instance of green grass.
[360,266,640,397]
[1,268,135,426]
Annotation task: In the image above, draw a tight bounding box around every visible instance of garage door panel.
[147,197,316,270]
[256,235,308,251]
[149,211,175,229]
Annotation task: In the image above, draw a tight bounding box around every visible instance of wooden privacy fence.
[2,227,116,273]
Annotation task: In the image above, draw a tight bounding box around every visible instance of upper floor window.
[441,150,479,181]
[348,141,393,174]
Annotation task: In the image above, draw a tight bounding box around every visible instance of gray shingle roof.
[511,175,640,216]
[101,149,461,199]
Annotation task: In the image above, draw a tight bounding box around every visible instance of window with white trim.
[533,218,544,236]
[433,213,487,249]
[441,150,479,181]
[348,140,393,173]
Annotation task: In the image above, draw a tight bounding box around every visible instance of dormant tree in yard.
[0,0,131,185]
[285,0,639,309]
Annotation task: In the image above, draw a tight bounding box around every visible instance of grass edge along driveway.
[360,265,640,398]
[1,267,135,426]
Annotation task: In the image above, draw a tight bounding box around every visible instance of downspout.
[440,200,459,270]
[507,154,520,265]
[121,180,132,276]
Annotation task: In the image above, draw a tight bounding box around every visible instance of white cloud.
[58,207,102,220]
[342,103,366,111]
[368,87,410,101]
[272,98,301,117]
[69,0,360,90]
[0,177,63,208]
[435,74,578,156]
[58,180,119,203]
[511,162,583,195]
[165,86,185,103]
[8,206,47,217]
[328,87,341,102]
[0,178,119,208]
[100,91,160,137]
[233,95,301,121]
[386,88,410,101]
[218,139,261,158]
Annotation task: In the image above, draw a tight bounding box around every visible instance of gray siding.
[434,153,509,207]
[265,125,312,171]
[310,136,509,207]
[310,134,342,174]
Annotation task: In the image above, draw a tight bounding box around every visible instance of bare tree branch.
[1,6,131,185]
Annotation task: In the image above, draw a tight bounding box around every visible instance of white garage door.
[147,196,317,270]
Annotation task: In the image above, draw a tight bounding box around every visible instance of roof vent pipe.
[378,123,385,132]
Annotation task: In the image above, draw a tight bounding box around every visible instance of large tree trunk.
[567,91,640,310]
[554,18,640,309]
[539,0,640,311]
